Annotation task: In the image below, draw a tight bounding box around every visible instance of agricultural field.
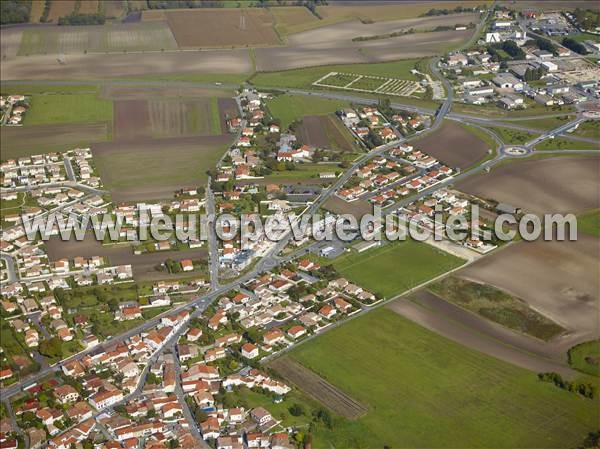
[457,156,600,216]
[269,358,368,419]
[270,2,485,35]
[414,120,493,169]
[1,49,253,80]
[282,308,598,448]
[265,94,348,130]
[568,340,600,377]
[255,28,473,71]
[332,240,465,298]
[29,0,46,22]
[429,276,565,341]
[269,6,319,36]
[101,1,127,19]
[157,8,281,48]
[459,235,599,348]
[78,0,99,14]
[314,72,424,97]
[46,0,76,23]
[92,135,232,202]
[18,22,178,55]
[1,122,111,159]
[113,95,224,140]
[24,93,113,125]
[297,114,361,153]
[316,2,485,25]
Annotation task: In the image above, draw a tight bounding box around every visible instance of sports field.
[265,94,348,130]
[332,240,465,298]
[286,308,600,448]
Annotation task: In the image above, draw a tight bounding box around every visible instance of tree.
[289,403,305,416]
[39,337,63,358]
[562,37,588,55]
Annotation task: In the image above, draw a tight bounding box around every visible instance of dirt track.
[269,356,368,419]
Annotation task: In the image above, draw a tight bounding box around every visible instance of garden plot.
[313,72,424,97]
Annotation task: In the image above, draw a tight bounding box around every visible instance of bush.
[0,1,30,25]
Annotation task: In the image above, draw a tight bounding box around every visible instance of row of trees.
[537,372,595,399]
[562,37,589,55]
[0,0,30,25]
[58,12,106,25]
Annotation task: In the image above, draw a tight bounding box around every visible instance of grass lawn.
[504,114,574,131]
[289,308,600,449]
[574,120,600,139]
[250,59,422,90]
[224,386,321,428]
[568,340,600,377]
[0,84,100,95]
[332,240,465,298]
[577,209,600,238]
[25,93,113,125]
[265,94,348,129]
[487,126,539,145]
[264,163,333,181]
[535,136,599,151]
[429,276,564,341]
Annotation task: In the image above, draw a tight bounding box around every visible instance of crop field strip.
[18,22,178,56]
[314,71,423,97]
[269,357,368,419]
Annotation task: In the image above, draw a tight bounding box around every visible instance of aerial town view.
[0,0,598,448]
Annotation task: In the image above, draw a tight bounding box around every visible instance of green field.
[94,140,230,200]
[429,276,564,341]
[265,94,349,129]
[487,126,539,145]
[332,240,465,298]
[574,120,600,139]
[250,59,422,90]
[535,136,599,151]
[569,340,600,377]
[25,93,113,125]
[460,123,499,153]
[264,163,334,181]
[505,114,574,131]
[288,308,600,448]
[577,209,600,238]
